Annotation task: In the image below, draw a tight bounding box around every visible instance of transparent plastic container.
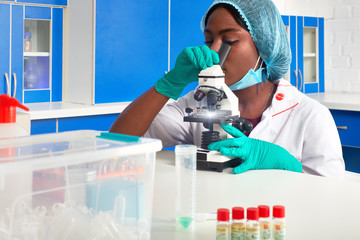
[0,131,162,240]
[0,123,29,139]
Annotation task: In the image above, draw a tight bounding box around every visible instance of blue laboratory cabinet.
[0,3,63,104]
[94,0,168,104]
[31,114,119,135]
[331,110,360,148]
[17,0,67,6]
[282,15,325,93]
[330,110,360,173]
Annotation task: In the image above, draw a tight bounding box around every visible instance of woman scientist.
[110,0,345,179]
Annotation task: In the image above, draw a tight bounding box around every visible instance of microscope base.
[196,149,242,172]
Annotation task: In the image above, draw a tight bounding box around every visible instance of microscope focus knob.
[232,118,253,133]
[194,89,206,101]
[185,108,193,114]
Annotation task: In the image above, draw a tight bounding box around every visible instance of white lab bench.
[307,92,360,111]
[23,102,129,120]
[19,102,130,134]
[151,150,360,240]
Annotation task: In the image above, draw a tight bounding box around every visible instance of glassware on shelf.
[24,32,32,52]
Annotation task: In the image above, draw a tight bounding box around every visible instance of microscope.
[184,43,253,172]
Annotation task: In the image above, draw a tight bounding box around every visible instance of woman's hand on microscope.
[155,45,219,100]
[208,124,303,174]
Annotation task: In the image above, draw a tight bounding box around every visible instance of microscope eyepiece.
[218,43,231,68]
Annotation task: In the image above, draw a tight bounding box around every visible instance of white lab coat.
[145,79,345,179]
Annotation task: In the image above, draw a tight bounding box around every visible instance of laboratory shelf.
[24,52,50,57]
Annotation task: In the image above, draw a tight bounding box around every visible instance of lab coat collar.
[249,79,300,142]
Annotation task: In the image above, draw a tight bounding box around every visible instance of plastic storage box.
[0,130,162,240]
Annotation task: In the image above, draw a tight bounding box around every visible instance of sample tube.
[175,145,197,230]
[258,205,271,240]
[231,207,245,240]
[272,205,286,240]
[246,207,260,240]
[216,208,230,240]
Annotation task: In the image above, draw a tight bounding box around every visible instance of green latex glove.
[208,124,302,174]
[155,45,219,100]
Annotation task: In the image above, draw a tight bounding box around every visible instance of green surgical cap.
[201,0,291,81]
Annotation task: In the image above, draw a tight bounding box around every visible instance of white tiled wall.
[273,0,360,93]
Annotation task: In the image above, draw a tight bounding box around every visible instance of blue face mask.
[229,57,265,91]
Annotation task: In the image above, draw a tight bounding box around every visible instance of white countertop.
[307,92,360,111]
[21,102,130,120]
[151,150,360,239]
[18,92,360,121]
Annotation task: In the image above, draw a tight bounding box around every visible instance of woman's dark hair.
[204,3,249,32]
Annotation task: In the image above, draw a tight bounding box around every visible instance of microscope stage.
[196,148,242,172]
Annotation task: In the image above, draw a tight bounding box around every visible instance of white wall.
[273,0,360,93]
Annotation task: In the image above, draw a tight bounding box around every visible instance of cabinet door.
[31,118,57,135]
[170,0,212,97]
[51,7,63,102]
[17,0,67,6]
[11,4,24,102]
[22,6,63,103]
[331,110,360,148]
[94,0,168,104]
[281,15,296,85]
[288,16,298,88]
[22,6,51,103]
[0,3,10,95]
[58,114,119,132]
[297,16,324,94]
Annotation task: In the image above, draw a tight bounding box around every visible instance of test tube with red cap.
[216,208,230,240]
[272,205,286,240]
[246,207,260,240]
[258,205,271,240]
[231,207,245,239]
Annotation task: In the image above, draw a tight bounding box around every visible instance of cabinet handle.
[298,70,303,92]
[12,73,17,98]
[337,126,348,130]
[294,70,298,89]
[4,73,10,96]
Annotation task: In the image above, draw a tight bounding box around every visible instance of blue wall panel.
[31,119,56,135]
[170,0,212,97]
[0,4,10,95]
[52,7,63,102]
[95,0,168,103]
[58,114,119,132]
